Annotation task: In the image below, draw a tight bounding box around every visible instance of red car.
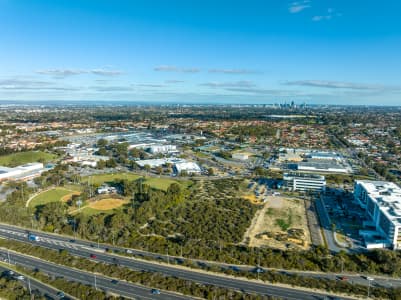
[90,254,97,259]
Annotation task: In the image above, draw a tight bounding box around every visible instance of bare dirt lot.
[88,198,128,210]
[243,196,311,250]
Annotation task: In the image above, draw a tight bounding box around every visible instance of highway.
[0,264,71,299]
[0,222,398,289]
[0,249,191,300]
[0,223,360,300]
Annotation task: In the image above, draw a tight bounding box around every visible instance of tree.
[144,164,151,173]
[97,138,108,147]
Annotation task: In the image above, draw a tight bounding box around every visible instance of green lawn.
[81,173,141,185]
[82,172,191,191]
[29,187,73,207]
[72,206,122,216]
[0,151,57,167]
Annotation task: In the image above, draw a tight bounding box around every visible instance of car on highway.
[151,289,161,295]
[16,275,25,280]
[338,276,348,281]
[90,254,97,259]
[362,275,374,281]
[57,291,65,299]
[111,279,119,284]
[228,266,240,272]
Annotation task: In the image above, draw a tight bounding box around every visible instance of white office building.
[283,172,326,192]
[354,180,401,250]
[148,144,178,154]
[174,162,201,175]
[232,153,249,161]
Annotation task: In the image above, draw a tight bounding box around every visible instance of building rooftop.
[356,180,401,225]
[284,172,325,180]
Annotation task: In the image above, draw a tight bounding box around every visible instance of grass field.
[82,172,191,191]
[81,173,141,185]
[0,151,57,167]
[29,188,74,207]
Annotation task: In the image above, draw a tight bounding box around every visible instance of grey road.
[0,264,70,299]
[315,196,343,253]
[0,249,191,300]
[0,223,360,300]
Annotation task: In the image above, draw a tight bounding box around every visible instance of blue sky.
[1,0,401,105]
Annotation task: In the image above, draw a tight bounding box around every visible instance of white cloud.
[154,65,200,73]
[312,8,342,21]
[288,1,311,13]
[165,80,184,84]
[0,78,79,90]
[36,68,123,77]
[91,69,123,76]
[200,81,256,88]
[284,80,401,91]
[208,69,261,74]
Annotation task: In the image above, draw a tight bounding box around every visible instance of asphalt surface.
[0,223,361,300]
[0,264,68,300]
[315,196,343,253]
[0,249,190,300]
[2,222,395,289]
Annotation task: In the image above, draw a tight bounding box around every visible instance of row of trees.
[3,239,272,300]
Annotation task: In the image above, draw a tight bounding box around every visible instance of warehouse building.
[174,162,201,175]
[0,162,45,182]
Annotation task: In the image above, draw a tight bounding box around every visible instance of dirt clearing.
[243,196,311,250]
[88,198,128,210]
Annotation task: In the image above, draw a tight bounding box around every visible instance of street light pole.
[367,278,374,298]
[27,277,31,295]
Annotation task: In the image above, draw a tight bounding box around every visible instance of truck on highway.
[27,234,40,241]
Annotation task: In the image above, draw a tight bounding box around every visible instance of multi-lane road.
[0,264,72,299]
[0,249,191,300]
[0,222,392,299]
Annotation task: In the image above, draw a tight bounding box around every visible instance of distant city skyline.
[1,0,401,105]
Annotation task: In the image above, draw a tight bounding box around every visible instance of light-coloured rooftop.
[356,180,401,224]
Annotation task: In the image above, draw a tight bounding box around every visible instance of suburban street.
[0,223,374,299]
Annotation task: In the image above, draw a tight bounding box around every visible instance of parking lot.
[322,188,366,251]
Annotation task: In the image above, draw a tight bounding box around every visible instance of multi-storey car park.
[354,180,401,250]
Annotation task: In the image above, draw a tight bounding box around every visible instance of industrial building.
[294,160,352,174]
[136,157,185,168]
[354,180,401,250]
[174,162,202,175]
[148,144,178,154]
[0,162,45,181]
[232,153,249,160]
[283,172,326,192]
[305,151,343,161]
